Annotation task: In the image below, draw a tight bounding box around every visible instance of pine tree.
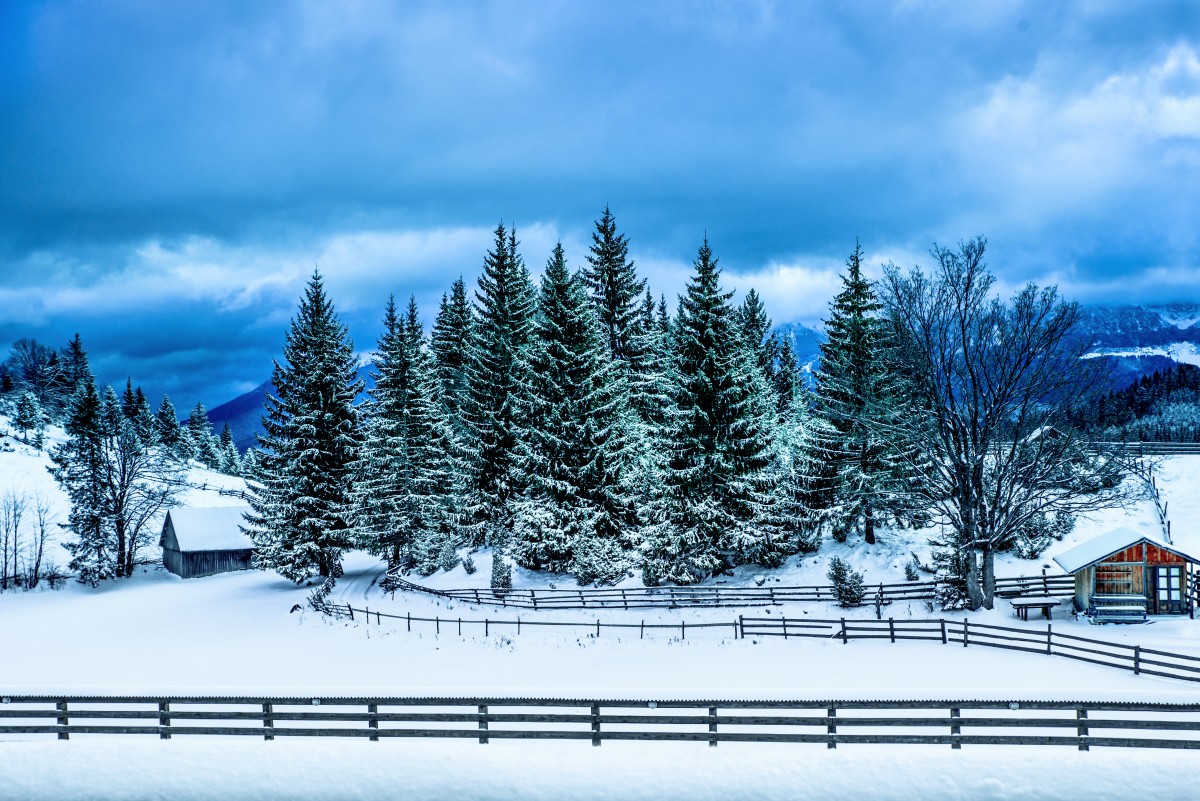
[14,391,43,444]
[816,241,895,545]
[430,277,473,434]
[352,296,463,573]
[55,334,92,420]
[462,224,535,546]
[155,394,184,454]
[641,240,783,584]
[218,423,241,476]
[583,206,646,365]
[509,243,631,583]
[773,380,836,553]
[735,289,779,383]
[49,378,111,585]
[245,269,363,582]
[186,402,220,468]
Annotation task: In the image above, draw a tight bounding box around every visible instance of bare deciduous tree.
[1,490,27,590]
[879,237,1131,610]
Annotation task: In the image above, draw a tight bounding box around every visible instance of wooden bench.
[1089,594,1148,624]
[1010,596,1062,621]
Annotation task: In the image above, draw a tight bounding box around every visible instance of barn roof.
[165,505,254,552]
[1052,526,1200,574]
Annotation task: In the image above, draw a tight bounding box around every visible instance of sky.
[2,0,1199,411]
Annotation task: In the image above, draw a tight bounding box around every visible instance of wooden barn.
[160,505,255,579]
[1053,527,1197,622]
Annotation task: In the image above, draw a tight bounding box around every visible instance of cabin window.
[1153,566,1184,614]
[1095,564,1136,595]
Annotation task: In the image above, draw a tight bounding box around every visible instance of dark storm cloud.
[2,0,1199,407]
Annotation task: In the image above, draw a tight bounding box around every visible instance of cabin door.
[1150,566,1184,614]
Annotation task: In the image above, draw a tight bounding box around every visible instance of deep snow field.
[3,420,1200,799]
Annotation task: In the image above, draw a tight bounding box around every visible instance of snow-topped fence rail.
[311,601,1200,684]
[381,571,1073,610]
[3,696,1200,750]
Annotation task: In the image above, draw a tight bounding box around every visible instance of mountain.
[770,321,824,380]
[208,363,375,452]
[1076,303,1200,392]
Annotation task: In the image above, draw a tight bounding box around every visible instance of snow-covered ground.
[3,422,1200,799]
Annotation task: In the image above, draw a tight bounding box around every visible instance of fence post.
[827,706,837,749]
[517,618,521,635]
[348,606,354,621]
[263,702,274,741]
[1046,624,1052,656]
[159,701,171,740]
[591,703,601,747]
[1134,645,1141,675]
[889,617,895,644]
[782,617,788,640]
[738,615,744,639]
[458,618,461,636]
[485,618,489,636]
[365,606,369,624]
[474,589,481,605]
[478,704,489,744]
[732,619,739,639]
[435,616,440,634]
[963,618,969,648]
[1077,708,1089,751]
[640,620,645,639]
[681,620,686,640]
[622,589,628,610]
[840,618,848,644]
[368,703,379,742]
[56,701,68,740]
[407,613,411,632]
[596,619,601,638]
[940,619,947,644]
[708,706,719,747]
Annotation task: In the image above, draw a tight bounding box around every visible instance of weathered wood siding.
[1075,570,1091,612]
[1145,543,1186,566]
[163,548,254,579]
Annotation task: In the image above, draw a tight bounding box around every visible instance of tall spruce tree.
[641,240,782,584]
[186,402,220,468]
[510,244,631,583]
[816,241,895,545]
[49,377,111,585]
[245,269,363,582]
[583,206,646,365]
[463,224,535,546]
[735,289,779,383]
[352,296,462,573]
[430,277,473,433]
[155,394,185,454]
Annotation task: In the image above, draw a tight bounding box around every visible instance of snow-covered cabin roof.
[164,505,254,552]
[1052,526,1200,574]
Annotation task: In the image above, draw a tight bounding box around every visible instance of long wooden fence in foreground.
[3,695,1200,750]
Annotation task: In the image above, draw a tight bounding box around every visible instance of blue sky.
[2,0,1199,411]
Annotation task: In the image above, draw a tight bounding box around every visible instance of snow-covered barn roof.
[165,505,254,552]
[1052,526,1200,574]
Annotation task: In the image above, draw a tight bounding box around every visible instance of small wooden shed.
[1053,527,1197,621]
[160,505,255,579]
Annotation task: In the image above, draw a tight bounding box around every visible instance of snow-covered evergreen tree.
[430,276,473,434]
[217,423,241,476]
[816,241,897,545]
[641,240,782,583]
[352,296,463,573]
[583,206,646,366]
[245,269,363,582]
[734,289,779,383]
[14,391,44,444]
[462,224,535,546]
[509,243,632,583]
[186,402,220,468]
[155,394,185,455]
[49,377,111,585]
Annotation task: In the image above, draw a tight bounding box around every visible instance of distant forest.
[1074,363,1200,443]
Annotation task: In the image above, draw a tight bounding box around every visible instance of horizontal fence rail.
[312,601,1200,685]
[1091,441,1200,456]
[381,572,1074,610]
[4,695,1200,751]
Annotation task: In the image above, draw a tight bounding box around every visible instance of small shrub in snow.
[490,553,512,594]
[437,537,460,573]
[461,554,477,575]
[826,556,865,607]
[904,556,921,582]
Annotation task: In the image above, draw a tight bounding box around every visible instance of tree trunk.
[980,546,996,610]
[863,503,875,546]
[114,519,127,579]
[964,547,984,611]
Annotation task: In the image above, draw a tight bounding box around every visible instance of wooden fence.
[382,571,1073,610]
[312,600,1200,685]
[1094,441,1200,456]
[3,695,1200,750]
[742,616,1200,683]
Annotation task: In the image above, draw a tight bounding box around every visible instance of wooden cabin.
[1053,527,1197,622]
[160,505,255,579]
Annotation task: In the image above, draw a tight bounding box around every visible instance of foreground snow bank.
[1,739,1196,801]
